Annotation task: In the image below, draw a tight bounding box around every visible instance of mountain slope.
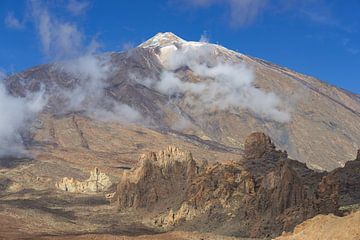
[5,32,360,170]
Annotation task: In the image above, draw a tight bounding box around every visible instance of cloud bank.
[139,43,290,123]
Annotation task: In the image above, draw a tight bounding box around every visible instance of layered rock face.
[113,133,360,238]
[56,167,112,193]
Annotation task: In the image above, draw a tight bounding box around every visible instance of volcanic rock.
[244,132,277,159]
[319,151,360,207]
[113,146,198,210]
[113,133,360,238]
[56,167,112,193]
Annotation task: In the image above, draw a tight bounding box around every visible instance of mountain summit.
[139,32,186,48]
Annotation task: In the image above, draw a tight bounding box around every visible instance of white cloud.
[90,104,142,123]
[67,0,90,15]
[53,53,143,124]
[27,0,142,124]
[135,42,290,123]
[6,1,90,58]
[4,12,24,29]
[0,80,47,157]
[29,0,86,59]
[199,32,210,43]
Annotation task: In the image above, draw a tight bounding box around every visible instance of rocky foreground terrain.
[111,133,360,238]
[275,211,360,240]
[1,132,360,239]
[0,33,360,239]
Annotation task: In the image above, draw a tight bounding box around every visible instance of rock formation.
[113,146,198,210]
[56,167,112,193]
[244,132,277,159]
[112,133,360,238]
[319,149,360,207]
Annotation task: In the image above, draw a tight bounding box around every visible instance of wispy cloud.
[175,0,267,28]
[67,0,90,16]
[4,12,24,29]
[228,0,267,28]
[25,1,143,123]
[342,38,359,55]
[29,0,88,59]
[121,41,135,51]
[173,0,345,29]
[286,0,340,27]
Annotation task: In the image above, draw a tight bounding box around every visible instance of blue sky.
[0,0,359,93]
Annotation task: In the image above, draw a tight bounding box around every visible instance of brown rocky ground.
[275,211,360,240]
[0,115,242,239]
[39,231,248,240]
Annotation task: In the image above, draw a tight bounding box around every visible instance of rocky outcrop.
[244,132,277,159]
[113,146,198,210]
[242,132,288,178]
[112,133,360,238]
[319,150,360,207]
[56,167,112,193]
